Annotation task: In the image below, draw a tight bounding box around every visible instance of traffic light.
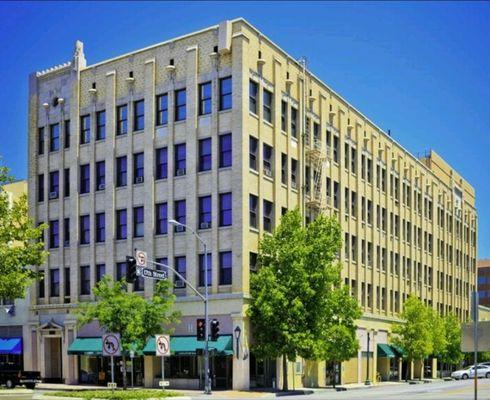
[210,319,220,341]
[126,256,137,284]
[197,318,206,341]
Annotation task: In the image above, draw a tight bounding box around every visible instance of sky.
[0,1,489,257]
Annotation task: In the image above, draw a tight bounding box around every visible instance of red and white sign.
[136,250,147,267]
[155,334,170,357]
[102,333,121,357]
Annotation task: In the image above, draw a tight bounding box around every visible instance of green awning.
[143,335,233,356]
[391,344,406,358]
[377,343,395,358]
[68,338,102,355]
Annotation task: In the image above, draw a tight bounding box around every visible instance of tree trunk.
[282,355,288,391]
[122,353,127,390]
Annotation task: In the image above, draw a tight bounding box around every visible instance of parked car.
[451,365,490,380]
[0,362,41,389]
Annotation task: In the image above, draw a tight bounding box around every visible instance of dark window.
[38,174,44,202]
[219,133,232,168]
[281,153,287,185]
[263,89,273,123]
[291,107,298,138]
[134,272,144,292]
[263,143,273,176]
[49,171,59,198]
[219,192,232,227]
[116,156,127,187]
[199,196,212,229]
[80,266,90,295]
[281,101,288,132]
[250,252,258,272]
[79,215,90,245]
[50,269,60,297]
[96,110,106,140]
[96,161,105,190]
[80,115,91,144]
[156,94,168,125]
[199,253,212,287]
[174,256,186,286]
[175,89,186,121]
[38,127,45,155]
[64,218,70,247]
[134,100,145,131]
[133,206,144,237]
[116,262,127,281]
[80,164,90,194]
[249,194,258,229]
[96,264,105,283]
[199,81,212,115]
[116,209,127,240]
[49,220,59,248]
[219,251,232,285]
[291,159,298,188]
[249,80,258,114]
[96,212,105,243]
[38,271,45,298]
[198,138,212,172]
[64,267,70,296]
[133,152,144,184]
[174,143,186,176]
[155,147,168,180]
[64,168,70,197]
[263,200,274,232]
[219,76,232,111]
[249,136,258,171]
[155,203,168,235]
[116,105,128,135]
[155,257,168,272]
[50,123,60,151]
[64,120,70,149]
[174,200,186,231]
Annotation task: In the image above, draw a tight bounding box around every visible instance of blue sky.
[0,1,489,257]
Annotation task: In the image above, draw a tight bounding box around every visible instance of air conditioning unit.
[174,280,186,289]
[176,168,186,176]
[200,222,211,229]
[175,225,185,233]
[291,181,297,189]
[98,183,106,190]
[135,176,144,184]
[264,168,272,177]
[49,191,59,199]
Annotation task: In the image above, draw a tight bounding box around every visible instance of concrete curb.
[33,395,192,400]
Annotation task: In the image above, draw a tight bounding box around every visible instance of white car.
[451,365,490,380]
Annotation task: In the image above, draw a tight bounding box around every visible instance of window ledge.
[218,166,233,171]
[249,111,259,120]
[249,168,259,176]
[263,120,274,128]
[264,175,274,183]
[218,225,232,230]
[218,109,232,115]
[197,170,212,175]
[249,227,259,234]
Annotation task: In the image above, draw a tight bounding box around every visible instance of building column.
[144,356,155,388]
[231,313,250,390]
[398,358,403,381]
[431,357,437,379]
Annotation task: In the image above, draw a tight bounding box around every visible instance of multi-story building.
[27,18,477,389]
[0,180,30,370]
[478,259,490,306]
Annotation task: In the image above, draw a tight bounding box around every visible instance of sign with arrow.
[155,334,171,357]
[102,333,121,357]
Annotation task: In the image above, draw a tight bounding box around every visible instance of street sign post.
[156,335,170,390]
[102,333,121,388]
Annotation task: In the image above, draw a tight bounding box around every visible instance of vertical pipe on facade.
[300,57,307,226]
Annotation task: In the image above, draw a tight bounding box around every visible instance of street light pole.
[169,219,211,395]
[365,331,371,385]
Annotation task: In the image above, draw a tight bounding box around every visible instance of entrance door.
[44,337,63,383]
[250,353,277,388]
[213,356,232,389]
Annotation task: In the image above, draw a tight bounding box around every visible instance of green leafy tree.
[441,313,463,370]
[428,309,446,377]
[0,166,47,300]
[248,209,360,390]
[391,296,433,380]
[77,277,180,389]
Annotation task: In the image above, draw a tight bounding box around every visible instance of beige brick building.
[27,18,477,389]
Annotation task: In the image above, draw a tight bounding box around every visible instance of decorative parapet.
[36,61,72,77]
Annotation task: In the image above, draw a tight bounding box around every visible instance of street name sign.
[102,333,121,357]
[139,267,168,280]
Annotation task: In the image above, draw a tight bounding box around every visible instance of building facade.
[477,259,490,306]
[27,19,477,389]
[0,180,30,370]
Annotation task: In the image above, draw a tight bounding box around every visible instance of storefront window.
[169,356,198,379]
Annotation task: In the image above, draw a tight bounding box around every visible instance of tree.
[428,309,447,377]
[441,313,463,371]
[391,296,433,380]
[77,276,180,389]
[0,165,47,300]
[248,209,360,390]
